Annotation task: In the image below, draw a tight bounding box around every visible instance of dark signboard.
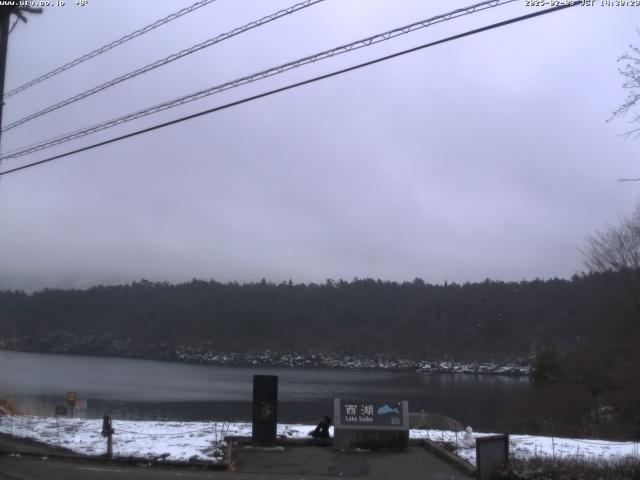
[252,375,278,446]
[339,400,404,427]
[476,434,509,480]
[55,405,67,416]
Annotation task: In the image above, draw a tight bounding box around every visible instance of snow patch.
[2,416,637,465]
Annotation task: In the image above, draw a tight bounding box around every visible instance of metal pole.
[102,415,113,458]
[55,415,61,447]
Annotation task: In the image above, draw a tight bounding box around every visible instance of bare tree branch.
[609,33,640,142]
[582,206,640,325]
[583,208,640,273]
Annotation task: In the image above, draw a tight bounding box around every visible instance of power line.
[0,3,578,178]
[1,0,325,133]
[0,0,519,160]
[2,0,219,100]
[2,0,510,136]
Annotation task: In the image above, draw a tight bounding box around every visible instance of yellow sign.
[67,391,77,406]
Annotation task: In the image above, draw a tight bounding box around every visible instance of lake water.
[0,351,531,431]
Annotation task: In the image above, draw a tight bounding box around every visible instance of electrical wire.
[1,0,326,132]
[0,3,579,178]
[0,0,519,158]
[2,0,220,99]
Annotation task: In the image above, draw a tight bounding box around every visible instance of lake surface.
[0,351,531,430]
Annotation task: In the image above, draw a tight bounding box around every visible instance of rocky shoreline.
[1,331,531,376]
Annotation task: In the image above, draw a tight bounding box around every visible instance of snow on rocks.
[2,332,532,375]
[415,360,530,376]
[175,348,532,376]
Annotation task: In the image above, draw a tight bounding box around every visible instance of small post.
[55,415,61,447]
[101,415,114,458]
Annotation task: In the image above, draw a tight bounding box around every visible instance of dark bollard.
[101,415,114,458]
[252,375,278,446]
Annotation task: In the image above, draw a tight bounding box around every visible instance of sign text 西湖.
[339,400,404,427]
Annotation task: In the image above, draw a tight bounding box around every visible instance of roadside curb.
[419,439,476,477]
[226,435,332,447]
[0,443,229,470]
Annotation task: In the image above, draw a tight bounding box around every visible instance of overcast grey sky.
[0,0,638,290]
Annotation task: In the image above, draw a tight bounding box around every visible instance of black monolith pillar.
[252,375,278,446]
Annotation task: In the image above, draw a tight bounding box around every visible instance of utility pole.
[0,4,42,152]
[0,10,10,150]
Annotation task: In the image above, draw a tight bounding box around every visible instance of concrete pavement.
[1,448,470,480]
[0,433,472,479]
[0,455,337,480]
[232,444,469,479]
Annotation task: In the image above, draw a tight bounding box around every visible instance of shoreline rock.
[1,331,531,376]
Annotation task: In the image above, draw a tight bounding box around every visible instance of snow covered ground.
[409,429,640,466]
[1,416,638,466]
[0,416,312,463]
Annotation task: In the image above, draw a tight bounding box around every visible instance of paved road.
[0,434,470,479]
[0,448,470,480]
[0,455,360,480]
[0,434,72,456]
[232,445,468,479]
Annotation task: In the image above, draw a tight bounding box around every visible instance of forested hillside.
[0,275,608,360]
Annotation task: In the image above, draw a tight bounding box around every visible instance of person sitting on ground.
[309,416,332,439]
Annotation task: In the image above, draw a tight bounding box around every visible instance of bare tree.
[584,207,640,273]
[583,206,640,328]
[611,36,640,139]
[580,209,640,436]
[608,36,640,183]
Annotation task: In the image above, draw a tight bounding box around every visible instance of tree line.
[0,274,610,360]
